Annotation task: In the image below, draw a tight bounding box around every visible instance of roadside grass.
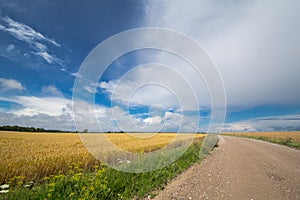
[1,137,206,199]
[223,131,300,149]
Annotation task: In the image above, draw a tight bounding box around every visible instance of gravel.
[153,136,300,200]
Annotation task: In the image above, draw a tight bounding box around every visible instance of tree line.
[0,125,70,133]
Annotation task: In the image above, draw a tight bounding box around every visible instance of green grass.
[1,139,208,200]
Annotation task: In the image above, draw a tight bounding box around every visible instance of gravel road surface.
[153,136,300,200]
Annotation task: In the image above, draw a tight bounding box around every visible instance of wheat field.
[0,131,205,184]
[224,131,300,148]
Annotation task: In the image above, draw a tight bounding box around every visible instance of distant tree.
[82,129,88,133]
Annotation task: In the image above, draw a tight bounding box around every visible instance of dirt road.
[154,136,300,200]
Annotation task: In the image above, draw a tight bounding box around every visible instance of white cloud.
[143,116,162,125]
[0,16,62,65]
[143,0,300,107]
[42,85,63,96]
[97,62,211,132]
[70,72,82,78]
[99,64,208,111]
[7,96,72,117]
[6,44,14,51]
[0,16,60,47]
[72,96,200,132]
[84,86,96,93]
[0,111,76,131]
[0,92,203,132]
[0,78,25,91]
[0,95,118,132]
[33,51,62,64]
[34,42,47,51]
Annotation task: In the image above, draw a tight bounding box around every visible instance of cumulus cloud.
[99,63,209,111]
[0,111,75,131]
[0,90,197,132]
[6,92,298,132]
[0,95,101,131]
[73,97,198,132]
[4,96,72,116]
[0,16,62,64]
[143,0,300,107]
[0,78,25,91]
[0,94,76,130]
[0,93,199,132]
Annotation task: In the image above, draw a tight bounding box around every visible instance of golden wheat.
[0,131,205,184]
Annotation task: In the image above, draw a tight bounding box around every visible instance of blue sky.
[0,0,300,132]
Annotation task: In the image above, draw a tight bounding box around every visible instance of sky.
[0,0,299,132]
